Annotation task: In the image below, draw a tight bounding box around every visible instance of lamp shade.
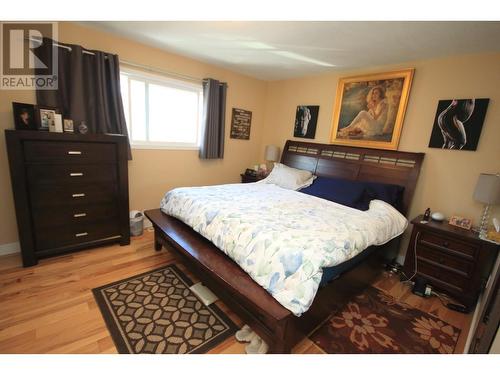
[265,145,280,162]
[473,173,500,204]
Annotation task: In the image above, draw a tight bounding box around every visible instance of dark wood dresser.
[5,130,130,267]
[403,215,499,311]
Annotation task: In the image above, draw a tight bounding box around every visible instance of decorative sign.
[230,108,252,140]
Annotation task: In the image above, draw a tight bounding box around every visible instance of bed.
[145,140,424,353]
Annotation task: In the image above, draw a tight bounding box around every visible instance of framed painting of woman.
[330,69,414,150]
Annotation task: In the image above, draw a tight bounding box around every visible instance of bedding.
[257,162,315,190]
[300,176,405,211]
[160,183,407,316]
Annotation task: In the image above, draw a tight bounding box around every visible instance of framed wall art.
[294,105,319,139]
[428,98,489,151]
[230,108,252,140]
[330,69,414,150]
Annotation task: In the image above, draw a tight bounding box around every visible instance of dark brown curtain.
[35,38,131,159]
[199,78,227,159]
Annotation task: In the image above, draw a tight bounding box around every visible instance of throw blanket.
[160,183,407,316]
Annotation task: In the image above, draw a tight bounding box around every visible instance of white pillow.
[258,163,315,190]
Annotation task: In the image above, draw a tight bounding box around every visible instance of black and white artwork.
[428,98,489,151]
[294,105,319,139]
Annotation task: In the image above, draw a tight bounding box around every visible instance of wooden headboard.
[280,140,425,215]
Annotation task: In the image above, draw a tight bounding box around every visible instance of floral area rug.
[311,286,461,354]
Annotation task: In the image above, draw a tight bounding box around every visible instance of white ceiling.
[85,22,500,81]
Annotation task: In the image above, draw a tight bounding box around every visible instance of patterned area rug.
[311,286,461,354]
[93,264,237,354]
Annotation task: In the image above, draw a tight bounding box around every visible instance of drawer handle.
[68,151,82,155]
[70,172,83,177]
[72,193,85,198]
[75,232,88,237]
[73,213,87,218]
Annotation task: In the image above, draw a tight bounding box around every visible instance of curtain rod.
[29,37,209,84]
[119,60,204,84]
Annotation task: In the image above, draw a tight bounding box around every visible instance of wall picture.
[12,102,37,131]
[428,98,489,151]
[230,108,252,140]
[330,69,414,150]
[294,105,319,139]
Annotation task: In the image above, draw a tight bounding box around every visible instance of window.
[120,68,203,149]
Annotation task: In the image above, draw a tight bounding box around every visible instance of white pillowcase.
[258,163,315,190]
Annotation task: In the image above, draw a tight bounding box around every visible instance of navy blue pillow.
[300,176,366,209]
[360,182,405,212]
[300,176,404,211]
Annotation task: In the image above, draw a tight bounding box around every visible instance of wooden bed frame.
[145,140,424,353]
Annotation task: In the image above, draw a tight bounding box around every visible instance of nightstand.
[240,173,265,183]
[403,215,499,311]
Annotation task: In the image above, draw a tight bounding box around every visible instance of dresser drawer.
[27,164,117,185]
[24,141,117,164]
[30,183,117,208]
[417,245,473,277]
[33,202,118,229]
[35,220,120,251]
[418,231,478,258]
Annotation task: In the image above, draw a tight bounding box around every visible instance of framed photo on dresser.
[12,102,37,131]
[35,106,59,131]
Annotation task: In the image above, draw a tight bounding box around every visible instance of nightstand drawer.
[417,245,473,277]
[417,260,468,291]
[419,231,478,258]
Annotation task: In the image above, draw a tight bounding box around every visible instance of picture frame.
[12,102,37,131]
[63,119,74,133]
[449,215,472,230]
[36,106,59,131]
[294,105,319,139]
[230,108,252,140]
[330,69,414,150]
[428,98,489,151]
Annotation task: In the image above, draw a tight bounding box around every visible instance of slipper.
[245,335,262,354]
[235,325,254,343]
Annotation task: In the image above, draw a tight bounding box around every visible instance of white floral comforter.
[160,183,407,316]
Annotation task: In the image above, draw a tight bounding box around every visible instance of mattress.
[160,183,407,316]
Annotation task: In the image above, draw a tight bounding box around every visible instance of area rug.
[310,286,461,354]
[92,264,237,354]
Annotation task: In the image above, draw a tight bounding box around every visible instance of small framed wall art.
[294,105,319,139]
[230,108,252,140]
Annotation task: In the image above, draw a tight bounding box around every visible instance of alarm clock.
[431,212,445,222]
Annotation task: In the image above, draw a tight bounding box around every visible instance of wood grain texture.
[4,130,130,266]
[0,230,472,354]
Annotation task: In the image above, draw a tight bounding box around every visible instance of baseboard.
[0,242,20,256]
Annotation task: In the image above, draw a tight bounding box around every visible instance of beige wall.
[1,23,499,260]
[0,22,267,246]
[262,53,500,257]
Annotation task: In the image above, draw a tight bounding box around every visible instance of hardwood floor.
[0,229,473,354]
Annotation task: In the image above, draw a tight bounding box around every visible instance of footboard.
[145,209,296,353]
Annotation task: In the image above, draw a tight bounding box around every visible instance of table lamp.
[473,173,500,238]
[264,145,280,172]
